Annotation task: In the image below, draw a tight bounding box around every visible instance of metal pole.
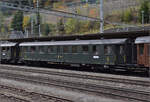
[149,13,150,24]
[142,10,144,27]
[37,0,41,37]
[0,20,1,63]
[31,14,34,36]
[100,0,104,33]
[0,42,1,64]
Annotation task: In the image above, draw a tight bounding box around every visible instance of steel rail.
[0,71,149,102]
[0,65,149,87]
[0,84,73,102]
[0,92,30,102]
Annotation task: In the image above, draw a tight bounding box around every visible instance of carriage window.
[120,45,124,55]
[63,46,69,53]
[23,47,28,52]
[31,46,36,53]
[57,46,61,53]
[72,46,78,53]
[22,47,24,52]
[139,44,144,55]
[93,45,98,55]
[82,45,88,53]
[6,47,9,51]
[104,45,112,54]
[48,46,54,53]
[39,46,45,54]
[2,47,6,51]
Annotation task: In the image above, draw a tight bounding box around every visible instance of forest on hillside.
[0,0,150,38]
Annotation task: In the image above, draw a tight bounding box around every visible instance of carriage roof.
[19,38,127,46]
[135,36,150,44]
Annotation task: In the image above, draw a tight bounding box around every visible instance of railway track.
[0,84,73,102]
[0,64,149,87]
[0,93,30,102]
[0,70,149,102]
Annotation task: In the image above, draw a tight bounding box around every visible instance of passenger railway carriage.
[135,36,150,68]
[19,38,131,68]
[0,36,150,76]
[0,42,19,63]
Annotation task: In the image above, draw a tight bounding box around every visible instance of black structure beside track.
[0,30,149,42]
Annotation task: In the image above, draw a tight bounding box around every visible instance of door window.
[104,45,112,55]
[139,44,144,55]
[119,45,124,55]
[93,45,99,55]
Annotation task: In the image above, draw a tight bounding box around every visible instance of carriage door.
[57,46,63,62]
[145,44,150,67]
[12,46,18,61]
[148,44,150,67]
[116,45,125,64]
[11,46,15,60]
[138,44,146,66]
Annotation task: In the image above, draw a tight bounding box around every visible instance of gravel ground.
[0,95,15,102]
[0,78,126,102]
[0,68,149,93]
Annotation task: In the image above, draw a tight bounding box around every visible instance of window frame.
[39,46,45,54]
[82,45,89,54]
[92,45,99,55]
[48,46,54,54]
[148,44,150,56]
[57,46,61,53]
[63,46,69,53]
[139,44,144,55]
[119,45,124,55]
[30,46,36,53]
[104,45,112,55]
[72,45,78,53]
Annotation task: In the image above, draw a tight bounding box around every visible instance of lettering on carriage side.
[93,56,99,59]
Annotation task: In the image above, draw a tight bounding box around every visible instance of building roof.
[0,30,149,42]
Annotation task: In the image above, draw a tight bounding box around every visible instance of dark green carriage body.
[19,38,128,66]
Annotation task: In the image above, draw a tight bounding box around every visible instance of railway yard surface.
[0,64,149,102]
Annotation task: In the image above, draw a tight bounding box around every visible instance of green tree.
[65,18,80,34]
[0,12,4,28]
[57,18,65,35]
[122,9,133,23]
[42,23,50,36]
[139,1,150,23]
[11,11,24,31]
